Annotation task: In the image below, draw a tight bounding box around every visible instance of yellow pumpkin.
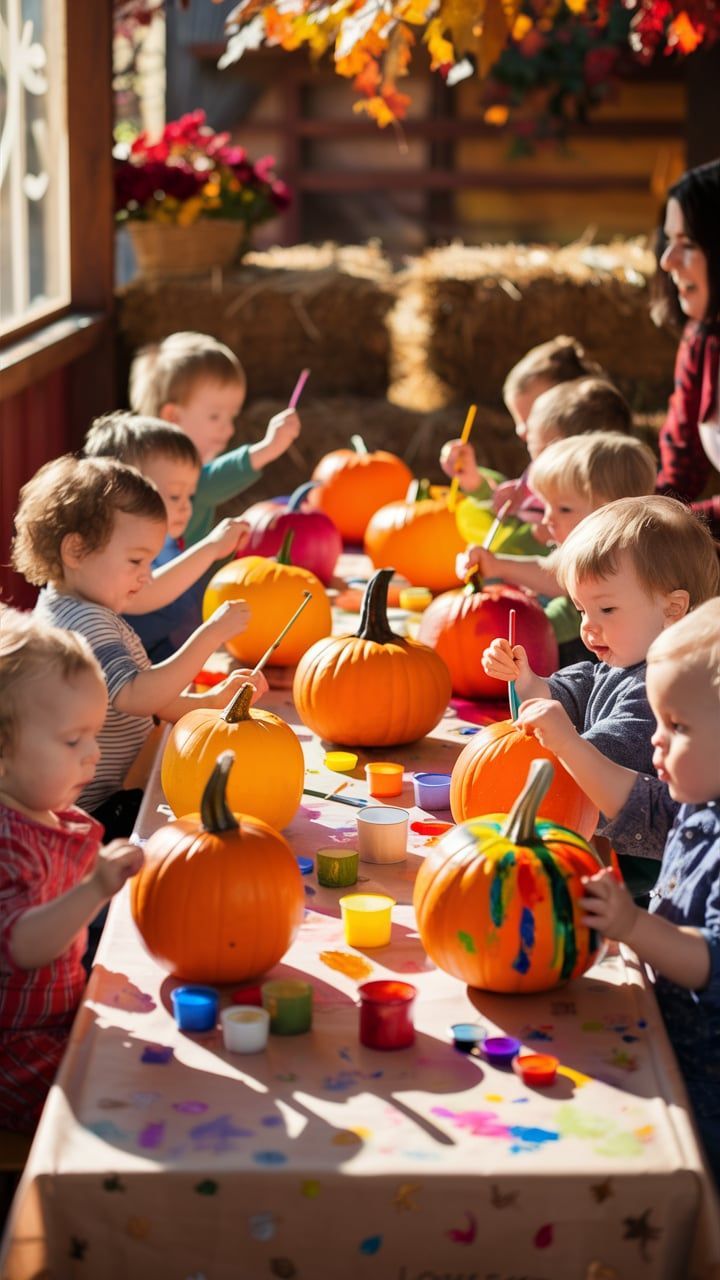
[364,479,466,592]
[203,530,331,665]
[161,683,305,829]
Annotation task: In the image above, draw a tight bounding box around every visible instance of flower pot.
[128,220,248,281]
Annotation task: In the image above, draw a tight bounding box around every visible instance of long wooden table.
[2,587,720,1280]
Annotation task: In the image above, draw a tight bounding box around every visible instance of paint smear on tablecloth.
[320,950,373,980]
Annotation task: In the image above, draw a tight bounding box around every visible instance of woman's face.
[660,197,710,323]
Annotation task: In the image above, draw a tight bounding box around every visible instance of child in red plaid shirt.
[0,610,143,1132]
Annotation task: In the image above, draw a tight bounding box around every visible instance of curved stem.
[221,683,254,725]
[356,568,398,644]
[502,759,554,845]
[350,434,368,455]
[276,529,295,564]
[200,752,239,833]
[286,481,318,512]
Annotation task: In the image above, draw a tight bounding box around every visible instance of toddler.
[129,330,301,547]
[12,455,257,838]
[581,599,720,1186]
[84,412,251,661]
[482,496,719,883]
[0,609,143,1131]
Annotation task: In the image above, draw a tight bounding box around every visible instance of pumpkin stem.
[356,568,398,644]
[221,683,254,724]
[200,752,239,833]
[276,529,295,564]
[350,434,368,455]
[502,759,554,846]
[286,481,318,513]
[406,477,431,503]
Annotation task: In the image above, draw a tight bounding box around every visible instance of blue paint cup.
[171,985,219,1032]
[449,1022,485,1054]
[413,772,452,810]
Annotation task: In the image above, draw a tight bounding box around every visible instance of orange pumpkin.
[414,759,604,993]
[308,434,412,543]
[131,752,304,983]
[161,683,304,829]
[293,567,451,746]
[364,479,465,592]
[450,717,598,840]
[203,530,331,665]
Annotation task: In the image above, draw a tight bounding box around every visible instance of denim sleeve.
[579,683,656,774]
[698,864,720,1004]
[601,773,680,862]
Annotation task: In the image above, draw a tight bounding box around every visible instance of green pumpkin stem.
[221,683,254,725]
[406,477,431,503]
[286,481,318,513]
[276,529,295,564]
[200,752,239,833]
[356,568,398,644]
[502,759,554,846]
[350,434,368,455]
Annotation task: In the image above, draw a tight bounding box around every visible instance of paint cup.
[365,761,404,799]
[296,855,314,876]
[261,979,313,1035]
[339,893,395,948]
[171,985,219,1032]
[399,587,433,612]
[221,1005,270,1054]
[358,980,416,1050]
[482,1035,521,1067]
[412,772,452,810]
[512,1053,559,1087]
[449,1022,485,1054]
[231,983,263,1008]
[324,751,358,773]
[316,847,359,888]
[356,805,409,864]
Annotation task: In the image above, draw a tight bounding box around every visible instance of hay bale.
[405,241,678,412]
[117,243,395,398]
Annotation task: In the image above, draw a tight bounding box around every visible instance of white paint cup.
[221,1005,270,1054]
[356,805,409,864]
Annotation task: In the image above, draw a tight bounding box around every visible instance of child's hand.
[201,667,269,708]
[204,599,251,643]
[439,440,481,491]
[262,409,301,462]
[515,697,577,755]
[456,546,499,582]
[580,867,637,941]
[492,478,525,516]
[482,638,529,685]
[91,840,144,901]
[207,517,251,559]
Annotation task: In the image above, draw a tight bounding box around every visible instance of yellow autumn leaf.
[353,95,397,127]
[511,12,533,38]
[564,0,587,12]
[424,17,455,68]
[400,0,434,23]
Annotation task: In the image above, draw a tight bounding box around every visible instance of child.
[0,609,143,1131]
[482,496,719,882]
[460,433,658,666]
[581,598,720,1186]
[12,455,258,837]
[83,412,252,662]
[129,330,301,548]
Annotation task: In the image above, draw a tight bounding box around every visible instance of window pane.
[0,0,69,335]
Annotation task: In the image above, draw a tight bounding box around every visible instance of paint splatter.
[457,931,476,954]
[250,1212,278,1241]
[301,1180,321,1199]
[490,1185,518,1209]
[332,1129,363,1147]
[523,1024,554,1042]
[173,1101,209,1114]
[623,1209,660,1261]
[190,1115,254,1152]
[139,1122,165,1149]
[447,1212,477,1244]
[534,1223,554,1249]
[590,1179,614,1203]
[432,1108,559,1153]
[86,1120,130,1144]
[319,950,373,980]
[490,852,516,927]
[393,1184,421,1212]
[262,1115,283,1127]
[194,1180,218,1196]
[141,1044,173,1064]
[103,1175,125,1192]
[253,1151,288,1166]
[131,1091,161,1108]
[97,1097,127,1110]
[359,1236,382,1255]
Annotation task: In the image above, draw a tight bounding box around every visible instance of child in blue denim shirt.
[581,598,720,1188]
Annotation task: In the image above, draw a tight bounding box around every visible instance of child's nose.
[660,242,677,272]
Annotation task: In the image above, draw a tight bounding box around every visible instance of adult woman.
[652,159,720,539]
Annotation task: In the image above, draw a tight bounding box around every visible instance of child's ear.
[663,589,690,625]
[159,402,181,425]
[60,532,87,569]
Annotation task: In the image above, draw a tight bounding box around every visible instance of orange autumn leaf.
[668,10,704,52]
[354,55,383,95]
[263,5,296,45]
[425,17,456,68]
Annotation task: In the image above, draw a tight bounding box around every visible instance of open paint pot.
[512,1053,559,1087]
[324,751,358,773]
[449,1022,485,1054]
[398,587,433,612]
[356,805,408,864]
[365,761,404,799]
[317,847,359,888]
[221,1005,270,1054]
[412,772,452,810]
[261,979,313,1035]
[482,1035,521,1068]
[171,985,219,1032]
[358,980,416,1050]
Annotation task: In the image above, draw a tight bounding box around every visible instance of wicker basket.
[128,220,248,281]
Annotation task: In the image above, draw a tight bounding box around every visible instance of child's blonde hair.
[529,432,657,505]
[503,335,604,404]
[12,456,167,587]
[646,597,720,700]
[553,495,720,608]
[529,377,632,442]
[129,331,246,418]
[84,411,201,471]
[0,607,104,751]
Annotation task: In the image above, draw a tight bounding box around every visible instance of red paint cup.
[358,980,417,1050]
[512,1053,559,1087]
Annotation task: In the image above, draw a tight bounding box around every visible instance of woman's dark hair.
[650,158,720,331]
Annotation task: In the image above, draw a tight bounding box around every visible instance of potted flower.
[114,109,292,279]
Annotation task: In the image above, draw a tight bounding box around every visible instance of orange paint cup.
[512,1053,559,1087]
[365,761,404,798]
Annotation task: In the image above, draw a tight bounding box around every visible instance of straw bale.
[405,241,678,412]
[117,242,395,398]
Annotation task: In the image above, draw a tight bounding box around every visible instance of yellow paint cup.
[339,893,395,948]
[399,587,433,612]
[365,761,404,798]
[324,751,358,773]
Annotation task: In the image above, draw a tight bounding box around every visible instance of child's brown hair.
[129,331,246,418]
[0,607,104,751]
[529,432,657,506]
[553,495,720,609]
[12,456,166,587]
[84,411,201,471]
[529,377,632,444]
[503,335,604,405]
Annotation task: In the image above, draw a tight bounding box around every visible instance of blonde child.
[482,496,719,883]
[0,610,143,1131]
[129,331,301,548]
[460,433,658,666]
[581,599,720,1185]
[12,456,258,838]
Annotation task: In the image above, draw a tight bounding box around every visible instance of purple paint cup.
[482,1035,521,1067]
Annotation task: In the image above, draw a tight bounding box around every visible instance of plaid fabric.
[656,321,720,537]
[0,1028,68,1131]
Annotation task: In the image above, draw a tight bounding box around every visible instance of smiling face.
[0,668,107,822]
[647,659,720,804]
[165,378,246,463]
[141,454,200,541]
[570,553,689,668]
[60,510,167,613]
[660,197,710,324]
[536,485,595,545]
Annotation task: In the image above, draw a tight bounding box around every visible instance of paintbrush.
[303,788,368,809]
[286,368,309,468]
[481,497,513,552]
[508,607,520,721]
[250,592,312,677]
[447,403,477,513]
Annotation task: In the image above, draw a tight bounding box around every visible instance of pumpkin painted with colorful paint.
[414,760,604,993]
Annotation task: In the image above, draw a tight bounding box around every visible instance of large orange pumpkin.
[364,479,465,592]
[418,578,558,699]
[308,435,412,543]
[293,567,451,746]
[131,752,304,983]
[450,718,598,840]
[414,759,604,993]
[161,683,304,829]
[202,530,332,665]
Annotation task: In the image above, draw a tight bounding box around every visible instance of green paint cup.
[261,980,313,1035]
[316,847,359,888]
